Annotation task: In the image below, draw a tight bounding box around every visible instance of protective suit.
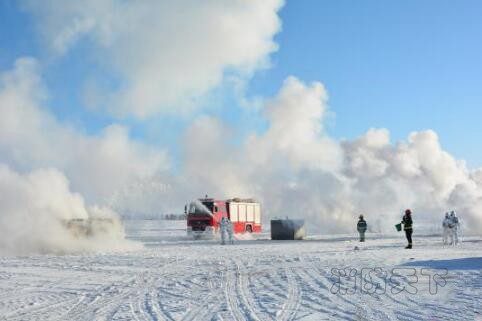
[220,217,228,245]
[227,219,234,244]
[442,213,451,245]
[449,211,460,245]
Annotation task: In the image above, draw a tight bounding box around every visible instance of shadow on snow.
[400,257,482,270]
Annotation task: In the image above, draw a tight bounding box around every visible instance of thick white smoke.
[0,58,169,204]
[0,165,140,255]
[179,77,482,234]
[2,2,481,257]
[2,58,480,255]
[0,58,164,254]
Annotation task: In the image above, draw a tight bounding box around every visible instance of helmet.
[359,215,364,219]
[405,209,412,215]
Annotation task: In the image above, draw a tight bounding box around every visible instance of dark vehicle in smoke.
[61,218,124,239]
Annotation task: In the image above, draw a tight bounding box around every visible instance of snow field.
[0,220,480,321]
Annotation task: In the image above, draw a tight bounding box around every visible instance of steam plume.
[178,77,482,234]
[0,165,140,255]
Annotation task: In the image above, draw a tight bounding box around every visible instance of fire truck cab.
[186,197,261,238]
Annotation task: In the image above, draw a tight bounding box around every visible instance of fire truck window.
[231,205,238,222]
[189,202,213,215]
[214,206,218,212]
[247,205,254,221]
[254,205,261,224]
[239,204,246,221]
[201,202,214,213]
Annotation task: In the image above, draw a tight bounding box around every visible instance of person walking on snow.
[220,217,228,245]
[401,209,413,249]
[449,211,460,245]
[357,215,367,242]
[442,212,451,245]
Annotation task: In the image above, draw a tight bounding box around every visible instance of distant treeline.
[121,213,187,220]
[163,213,187,220]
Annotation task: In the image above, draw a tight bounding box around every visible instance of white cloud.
[22,0,284,118]
[5,1,480,253]
[1,57,480,243]
[245,76,343,171]
[0,58,169,204]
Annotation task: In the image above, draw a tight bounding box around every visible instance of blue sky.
[1,0,482,167]
[253,0,482,167]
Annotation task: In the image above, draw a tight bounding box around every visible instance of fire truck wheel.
[245,225,253,233]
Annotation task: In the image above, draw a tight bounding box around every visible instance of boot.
[405,244,412,249]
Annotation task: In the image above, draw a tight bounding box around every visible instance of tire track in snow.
[224,265,249,321]
[60,271,166,321]
[300,256,388,321]
[180,274,219,321]
[3,293,79,321]
[301,262,362,320]
[293,267,356,320]
[223,258,262,321]
[64,276,141,321]
[276,266,301,321]
[130,271,178,321]
[246,270,281,319]
[237,259,272,321]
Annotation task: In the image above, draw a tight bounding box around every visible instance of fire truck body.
[227,200,262,233]
[186,197,261,237]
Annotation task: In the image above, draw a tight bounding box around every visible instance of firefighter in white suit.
[450,211,460,245]
[227,218,234,244]
[220,217,228,245]
[442,212,451,245]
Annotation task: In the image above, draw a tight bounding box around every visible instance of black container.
[270,219,306,240]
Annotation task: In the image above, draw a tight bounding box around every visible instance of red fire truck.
[186,197,262,238]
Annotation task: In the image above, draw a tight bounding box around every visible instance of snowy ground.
[0,220,480,321]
